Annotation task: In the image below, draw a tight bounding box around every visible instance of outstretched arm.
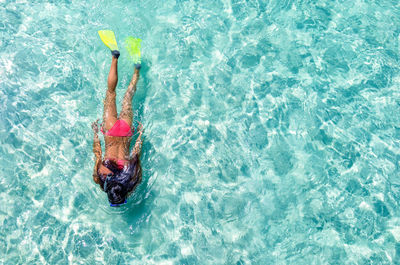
[92,120,102,184]
[130,122,143,158]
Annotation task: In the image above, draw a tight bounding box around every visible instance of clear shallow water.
[1,0,400,263]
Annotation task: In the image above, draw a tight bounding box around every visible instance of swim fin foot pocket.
[111,50,120,59]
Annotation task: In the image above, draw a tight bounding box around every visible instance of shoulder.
[93,174,101,184]
[129,153,140,164]
[127,155,141,175]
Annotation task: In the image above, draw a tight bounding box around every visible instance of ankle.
[111,50,120,59]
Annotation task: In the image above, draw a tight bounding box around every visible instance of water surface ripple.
[1,0,400,264]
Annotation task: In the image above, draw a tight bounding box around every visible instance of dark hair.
[98,155,142,204]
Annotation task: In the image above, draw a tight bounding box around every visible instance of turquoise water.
[1,0,400,263]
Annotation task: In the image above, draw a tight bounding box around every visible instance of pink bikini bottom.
[101,119,134,137]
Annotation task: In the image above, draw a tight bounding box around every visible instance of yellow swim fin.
[98,30,119,51]
[125,37,142,64]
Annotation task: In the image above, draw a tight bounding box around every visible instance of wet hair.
[97,155,142,205]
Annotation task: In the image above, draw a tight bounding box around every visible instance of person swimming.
[91,31,143,207]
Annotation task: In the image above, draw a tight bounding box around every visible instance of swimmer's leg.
[103,55,119,130]
[119,66,140,126]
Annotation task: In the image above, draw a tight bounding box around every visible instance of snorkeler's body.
[91,49,143,206]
